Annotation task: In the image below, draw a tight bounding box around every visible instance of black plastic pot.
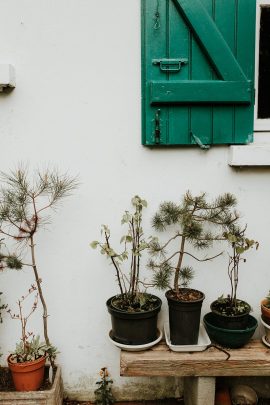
[106,294,162,345]
[166,288,205,345]
[210,299,251,330]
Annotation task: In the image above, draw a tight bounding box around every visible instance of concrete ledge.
[229,144,270,166]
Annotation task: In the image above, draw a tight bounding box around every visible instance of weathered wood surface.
[120,340,270,377]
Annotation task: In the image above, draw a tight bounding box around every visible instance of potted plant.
[261,291,270,326]
[148,191,238,345]
[204,225,259,348]
[260,295,270,347]
[209,225,259,329]
[91,195,162,346]
[0,165,76,399]
[0,165,76,353]
[7,283,57,392]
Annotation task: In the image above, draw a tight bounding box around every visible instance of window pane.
[258,6,270,119]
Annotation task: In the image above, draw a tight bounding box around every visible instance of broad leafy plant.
[91,196,157,311]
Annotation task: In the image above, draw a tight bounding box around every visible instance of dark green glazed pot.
[203,312,258,348]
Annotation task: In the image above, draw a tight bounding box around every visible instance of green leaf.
[90,241,99,249]
[121,212,131,224]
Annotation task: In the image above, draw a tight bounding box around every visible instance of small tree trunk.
[174,236,186,294]
[29,235,50,347]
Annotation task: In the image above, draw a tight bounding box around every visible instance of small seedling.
[94,367,115,405]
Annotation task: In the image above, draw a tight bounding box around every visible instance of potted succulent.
[148,191,238,345]
[7,283,57,392]
[91,195,162,346]
[204,225,259,348]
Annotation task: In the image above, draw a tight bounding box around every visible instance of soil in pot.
[210,298,251,330]
[107,293,162,345]
[166,288,205,345]
[7,355,46,392]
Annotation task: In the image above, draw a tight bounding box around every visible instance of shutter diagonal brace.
[172,0,248,83]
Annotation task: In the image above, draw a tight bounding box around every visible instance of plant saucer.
[108,328,162,351]
[164,322,211,352]
[262,335,270,348]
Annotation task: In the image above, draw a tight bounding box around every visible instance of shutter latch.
[154,109,161,144]
[153,58,188,73]
[191,132,210,150]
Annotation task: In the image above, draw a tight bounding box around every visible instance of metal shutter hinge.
[154,109,161,144]
[191,132,210,150]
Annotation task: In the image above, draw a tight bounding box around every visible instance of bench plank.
[120,340,270,377]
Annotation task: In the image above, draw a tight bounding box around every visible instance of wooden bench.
[120,340,270,405]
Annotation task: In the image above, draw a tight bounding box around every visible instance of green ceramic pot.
[203,312,257,348]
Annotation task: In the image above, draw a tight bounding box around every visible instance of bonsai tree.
[0,165,77,354]
[91,195,157,311]
[213,225,259,315]
[148,191,239,299]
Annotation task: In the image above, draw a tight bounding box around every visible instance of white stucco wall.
[0,0,269,400]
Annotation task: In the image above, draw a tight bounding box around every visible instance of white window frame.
[254,0,270,132]
[229,0,270,166]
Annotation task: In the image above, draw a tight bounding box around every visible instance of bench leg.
[184,377,216,405]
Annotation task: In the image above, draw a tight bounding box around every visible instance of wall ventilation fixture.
[0,64,15,92]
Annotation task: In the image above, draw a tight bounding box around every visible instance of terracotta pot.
[215,386,232,405]
[7,355,46,391]
[261,299,270,325]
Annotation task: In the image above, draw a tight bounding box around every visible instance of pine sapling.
[148,191,239,298]
[0,165,77,356]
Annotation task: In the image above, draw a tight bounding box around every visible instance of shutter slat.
[151,81,252,104]
[168,0,190,144]
[234,0,256,144]
[212,0,236,144]
[189,0,213,146]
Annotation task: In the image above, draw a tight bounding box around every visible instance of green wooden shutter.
[141,0,256,146]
